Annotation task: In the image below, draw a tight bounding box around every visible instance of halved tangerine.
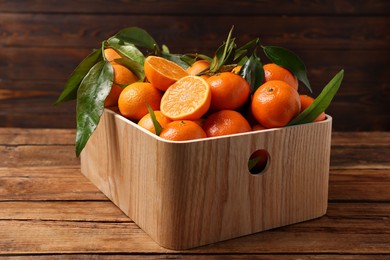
[160,75,211,121]
[144,55,189,91]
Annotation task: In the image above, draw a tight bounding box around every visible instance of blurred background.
[0,0,389,131]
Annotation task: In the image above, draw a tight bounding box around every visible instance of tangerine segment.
[144,56,189,91]
[160,76,211,120]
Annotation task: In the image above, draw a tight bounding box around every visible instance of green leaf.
[112,27,157,50]
[111,57,145,81]
[262,46,312,92]
[240,53,263,93]
[161,52,190,69]
[56,49,102,104]
[146,104,163,136]
[288,69,344,126]
[234,38,260,62]
[209,26,236,73]
[107,38,145,64]
[75,61,114,157]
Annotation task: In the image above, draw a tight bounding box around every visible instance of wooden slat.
[1,48,386,83]
[330,147,390,169]
[5,255,387,259]
[332,132,390,146]
[0,201,129,222]
[0,202,388,255]
[1,208,389,254]
[0,167,107,201]
[1,14,387,49]
[0,128,75,145]
[0,145,78,167]
[0,0,387,15]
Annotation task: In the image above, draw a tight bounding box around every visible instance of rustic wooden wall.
[0,0,389,131]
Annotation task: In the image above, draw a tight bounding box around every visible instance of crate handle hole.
[248,149,270,175]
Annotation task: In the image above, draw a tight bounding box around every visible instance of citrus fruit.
[252,124,267,131]
[159,120,207,141]
[104,64,138,107]
[160,75,211,120]
[251,80,301,128]
[138,110,172,134]
[144,55,189,91]
[202,110,251,137]
[186,60,210,76]
[231,65,242,74]
[263,63,298,91]
[118,82,162,121]
[104,48,122,62]
[206,72,250,111]
[299,94,326,122]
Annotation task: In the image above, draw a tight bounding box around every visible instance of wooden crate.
[80,108,332,250]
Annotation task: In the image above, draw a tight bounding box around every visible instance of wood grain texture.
[0,0,388,130]
[80,109,332,249]
[0,128,389,257]
[0,0,388,14]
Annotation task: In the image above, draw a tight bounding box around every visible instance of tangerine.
[104,64,138,107]
[251,80,301,128]
[186,60,210,76]
[299,95,326,122]
[144,56,188,91]
[202,110,251,137]
[138,110,172,134]
[263,63,298,91]
[160,75,211,120]
[206,72,250,111]
[118,82,162,121]
[104,48,122,63]
[159,120,207,141]
[231,65,242,74]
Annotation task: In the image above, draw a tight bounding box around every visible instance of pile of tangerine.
[104,48,325,141]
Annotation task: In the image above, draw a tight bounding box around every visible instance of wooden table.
[1,128,389,258]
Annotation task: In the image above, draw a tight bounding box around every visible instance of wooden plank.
[330,147,390,169]
[4,255,387,259]
[0,201,129,222]
[1,215,389,254]
[0,145,78,167]
[1,48,386,83]
[0,202,388,255]
[329,170,390,201]
[0,128,75,145]
[1,14,387,49]
[0,167,107,201]
[332,132,390,146]
[0,0,387,15]
[1,201,387,225]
